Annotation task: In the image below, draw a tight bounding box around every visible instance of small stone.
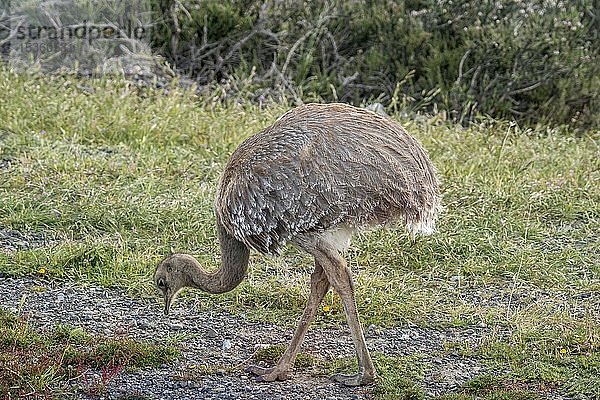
[222,339,232,351]
[114,326,128,335]
[204,327,219,338]
[366,324,381,337]
[137,319,151,329]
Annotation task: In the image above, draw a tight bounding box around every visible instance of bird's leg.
[315,247,376,386]
[246,263,329,382]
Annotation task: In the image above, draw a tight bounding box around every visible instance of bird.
[154,103,441,386]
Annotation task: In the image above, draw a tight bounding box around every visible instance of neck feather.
[190,220,250,294]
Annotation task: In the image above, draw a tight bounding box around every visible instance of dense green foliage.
[150,0,599,129]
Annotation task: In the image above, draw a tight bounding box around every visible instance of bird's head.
[154,253,198,315]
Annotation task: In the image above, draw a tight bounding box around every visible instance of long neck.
[190,220,250,294]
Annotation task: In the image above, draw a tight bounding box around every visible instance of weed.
[327,353,426,400]
[252,344,316,369]
[435,374,548,399]
[0,308,179,399]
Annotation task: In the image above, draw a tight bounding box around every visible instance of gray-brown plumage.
[155,103,441,386]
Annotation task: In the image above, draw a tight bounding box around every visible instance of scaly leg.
[246,262,329,381]
[313,245,376,386]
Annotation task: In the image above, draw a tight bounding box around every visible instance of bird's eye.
[157,278,165,289]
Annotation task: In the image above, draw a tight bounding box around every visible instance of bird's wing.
[215,131,336,255]
[216,108,440,255]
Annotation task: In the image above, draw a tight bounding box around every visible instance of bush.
[150,0,599,130]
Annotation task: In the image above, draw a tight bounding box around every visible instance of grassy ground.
[0,308,179,398]
[0,67,599,399]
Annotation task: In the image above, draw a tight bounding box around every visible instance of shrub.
[150,0,599,130]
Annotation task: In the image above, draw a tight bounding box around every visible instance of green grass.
[0,308,179,399]
[436,374,545,400]
[327,353,427,399]
[450,327,600,399]
[252,344,316,369]
[0,67,599,398]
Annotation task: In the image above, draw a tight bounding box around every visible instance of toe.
[245,364,290,382]
[256,369,289,382]
[245,365,273,376]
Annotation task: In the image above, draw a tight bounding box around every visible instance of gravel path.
[1,276,489,399]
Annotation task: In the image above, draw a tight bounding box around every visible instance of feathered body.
[155,102,441,386]
[216,103,440,256]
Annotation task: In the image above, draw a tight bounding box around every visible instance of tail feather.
[406,202,443,238]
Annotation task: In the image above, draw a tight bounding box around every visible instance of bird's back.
[216,103,441,255]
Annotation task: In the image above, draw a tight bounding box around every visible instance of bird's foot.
[330,372,375,387]
[245,365,291,382]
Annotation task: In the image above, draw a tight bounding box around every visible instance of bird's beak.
[163,292,171,316]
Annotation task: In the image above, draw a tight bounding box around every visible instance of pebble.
[169,322,184,330]
[204,327,219,338]
[137,319,151,330]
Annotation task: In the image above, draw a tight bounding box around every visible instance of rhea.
[154,103,441,386]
